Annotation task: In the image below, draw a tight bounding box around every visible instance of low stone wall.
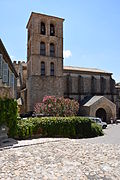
[0,87,13,98]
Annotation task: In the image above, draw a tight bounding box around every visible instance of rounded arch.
[40,41,46,56]
[41,61,45,76]
[50,23,55,36]
[50,43,55,57]
[94,105,113,123]
[96,108,107,122]
[41,21,46,35]
[50,62,54,76]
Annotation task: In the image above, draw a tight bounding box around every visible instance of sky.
[0,0,120,82]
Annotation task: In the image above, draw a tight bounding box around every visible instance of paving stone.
[0,139,120,179]
[0,125,120,179]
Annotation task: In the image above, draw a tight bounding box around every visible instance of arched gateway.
[96,108,107,122]
[80,96,116,123]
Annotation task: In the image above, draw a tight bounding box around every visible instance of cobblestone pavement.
[0,125,120,179]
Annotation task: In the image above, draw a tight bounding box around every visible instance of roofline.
[63,66,112,76]
[26,12,65,28]
[115,85,120,89]
[0,39,18,78]
[83,95,116,107]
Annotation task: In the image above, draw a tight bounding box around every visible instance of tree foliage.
[34,96,79,116]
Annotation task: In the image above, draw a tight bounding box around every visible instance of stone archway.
[96,108,107,122]
[82,96,116,123]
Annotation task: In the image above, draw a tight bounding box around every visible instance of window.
[41,22,46,35]
[2,62,8,83]
[50,43,55,57]
[10,72,14,88]
[41,62,45,76]
[50,62,54,76]
[40,42,46,56]
[50,24,55,36]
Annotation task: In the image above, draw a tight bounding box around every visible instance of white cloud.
[63,50,72,59]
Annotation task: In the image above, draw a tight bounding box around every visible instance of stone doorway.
[96,108,107,122]
[80,96,116,123]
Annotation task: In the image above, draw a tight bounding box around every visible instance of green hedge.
[16,117,103,139]
[0,98,18,137]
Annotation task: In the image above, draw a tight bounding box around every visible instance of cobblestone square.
[0,124,120,180]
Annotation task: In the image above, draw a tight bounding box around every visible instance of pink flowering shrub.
[34,96,79,117]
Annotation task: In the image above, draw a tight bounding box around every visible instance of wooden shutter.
[10,73,14,88]
[2,62,8,83]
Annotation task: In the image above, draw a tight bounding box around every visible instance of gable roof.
[63,66,112,75]
[83,96,103,107]
[83,96,115,107]
[0,39,18,78]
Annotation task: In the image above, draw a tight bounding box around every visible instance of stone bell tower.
[26,12,64,111]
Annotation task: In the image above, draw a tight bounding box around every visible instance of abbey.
[14,12,120,123]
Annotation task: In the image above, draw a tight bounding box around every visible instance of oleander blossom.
[34,96,79,116]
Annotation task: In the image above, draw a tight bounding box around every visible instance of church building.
[14,12,120,123]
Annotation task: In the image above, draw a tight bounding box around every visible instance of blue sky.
[0,0,120,82]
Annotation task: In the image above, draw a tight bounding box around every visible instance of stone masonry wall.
[27,76,64,111]
[63,73,116,103]
[0,87,13,98]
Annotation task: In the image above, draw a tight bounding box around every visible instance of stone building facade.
[13,61,27,112]
[26,12,64,111]
[13,61,27,96]
[63,66,117,122]
[15,12,120,122]
[0,39,18,99]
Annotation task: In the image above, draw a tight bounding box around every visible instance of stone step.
[0,125,8,143]
[0,134,8,141]
[0,138,17,148]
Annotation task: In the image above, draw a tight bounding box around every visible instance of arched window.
[41,62,45,76]
[40,42,46,56]
[41,22,46,35]
[50,43,55,57]
[50,24,55,36]
[50,62,54,76]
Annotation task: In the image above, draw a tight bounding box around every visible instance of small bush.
[0,98,18,137]
[91,123,103,136]
[16,117,103,139]
[34,96,79,117]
